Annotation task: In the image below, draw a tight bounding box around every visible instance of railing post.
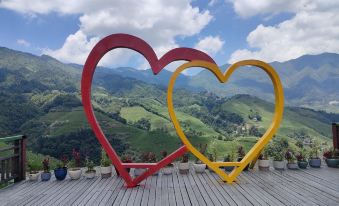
[333,123,339,149]
[13,135,27,182]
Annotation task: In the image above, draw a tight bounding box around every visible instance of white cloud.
[229,0,303,18]
[1,0,212,67]
[16,39,30,47]
[194,35,224,56]
[229,0,339,63]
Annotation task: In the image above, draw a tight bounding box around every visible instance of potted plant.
[148,152,159,176]
[41,157,51,181]
[273,151,285,170]
[179,153,190,174]
[323,148,339,168]
[100,148,112,178]
[68,149,82,180]
[258,148,270,171]
[296,149,308,169]
[161,150,174,175]
[28,162,40,181]
[54,155,68,181]
[237,146,249,171]
[134,152,149,176]
[207,151,217,172]
[285,150,298,170]
[115,154,132,176]
[193,144,207,173]
[309,145,321,168]
[84,158,96,179]
[223,154,235,172]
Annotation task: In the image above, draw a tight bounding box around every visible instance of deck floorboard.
[1,165,339,206]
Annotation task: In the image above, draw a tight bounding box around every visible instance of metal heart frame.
[81,33,216,187]
[167,60,284,183]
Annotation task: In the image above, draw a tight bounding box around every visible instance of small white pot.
[134,168,147,176]
[162,166,173,175]
[85,171,96,179]
[258,160,270,171]
[100,166,112,178]
[193,163,206,173]
[273,161,285,170]
[178,162,189,174]
[69,168,82,180]
[28,172,40,181]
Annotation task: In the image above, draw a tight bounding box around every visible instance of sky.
[1,0,339,75]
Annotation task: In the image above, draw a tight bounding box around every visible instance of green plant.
[296,149,307,162]
[237,146,246,158]
[28,161,40,174]
[196,144,207,164]
[100,148,111,167]
[42,157,50,173]
[285,150,297,163]
[273,151,284,161]
[181,154,189,163]
[85,158,95,172]
[309,144,320,159]
[55,155,68,169]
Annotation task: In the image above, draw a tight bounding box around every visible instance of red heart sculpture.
[81,33,216,187]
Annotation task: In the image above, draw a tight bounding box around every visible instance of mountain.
[1,46,338,163]
[189,53,339,113]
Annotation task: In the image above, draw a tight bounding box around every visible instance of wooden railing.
[0,135,27,184]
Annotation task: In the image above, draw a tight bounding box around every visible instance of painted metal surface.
[81,33,216,187]
[167,60,284,183]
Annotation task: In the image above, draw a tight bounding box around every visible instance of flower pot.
[41,172,51,181]
[100,166,112,178]
[325,159,339,168]
[273,161,285,170]
[193,163,206,173]
[287,163,298,170]
[134,168,147,176]
[28,172,40,181]
[224,166,235,172]
[298,161,308,169]
[69,168,82,180]
[179,162,189,174]
[258,160,270,171]
[54,167,67,180]
[162,165,173,175]
[309,158,321,168]
[85,170,96,179]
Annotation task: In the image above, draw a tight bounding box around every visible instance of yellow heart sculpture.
[167,60,284,183]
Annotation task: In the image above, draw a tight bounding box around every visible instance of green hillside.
[0,47,338,163]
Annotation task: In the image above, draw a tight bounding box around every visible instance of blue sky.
[0,0,338,74]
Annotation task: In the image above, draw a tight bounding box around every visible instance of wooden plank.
[172,169,186,206]
[94,176,118,205]
[250,171,318,206]
[167,170,177,206]
[160,173,170,206]
[200,173,228,206]
[98,177,123,206]
[147,175,157,206]
[189,170,213,205]
[174,170,191,206]
[140,176,151,206]
[239,172,285,206]
[179,171,200,206]
[154,172,163,206]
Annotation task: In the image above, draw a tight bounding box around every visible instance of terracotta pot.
[309,158,321,168]
[85,170,96,179]
[287,163,298,170]
[298,161,308,169]
[28,172,40,181]
[273,161,285,170]
[179,162,189,174]
[325,159,339,168]
[100,166,112,178]
[193,163,206,173]
[258,159,270,171]
[69,168,82,180]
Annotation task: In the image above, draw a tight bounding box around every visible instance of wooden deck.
[1,164,339,206]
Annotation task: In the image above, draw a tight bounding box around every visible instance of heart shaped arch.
[81,33,216,187]
[167,60,284,183]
